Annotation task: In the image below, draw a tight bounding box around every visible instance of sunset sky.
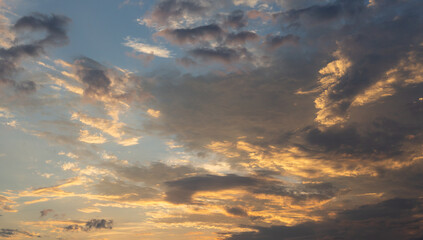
[1,0,423,239]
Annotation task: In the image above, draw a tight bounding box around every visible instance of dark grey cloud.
[40,208,54,217]
[303,118,418,160]
[13,13,70,46]
[72,56,149,105]
[85,219,113,230]
[64,219,113,232]
[188,46,251,63]
[224,10,247,29]
[225,31,259,45]
[158,24,224,45]
[164,174,338,204]
[224,198,423,240]
[106,161,209,186]
[225,206,248,217]
[0,229,40,238]
[263,34,299,50]
[306,0,423,123]
[146,0,226,27]
[275,0,365,27]
[0,13,70,93]
[143,0,423,173]
[165,174,259,204]
[142,54,318,151]
[74,57,111,97]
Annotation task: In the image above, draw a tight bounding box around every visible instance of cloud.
[0,229,40,238]
[0,13,70,92]
[308,0,423,126]
[140,0,226,28]
[13,13,70,46]
[77,207,101,213]
[105,161,209,186]
[164,173,337,204]
[126,52,155,65]
[123,36,172,58]
[165,174,259,204]
[40,209,54,217]
[263,34,299,50]
[175,56,197,67]
[73,57,111,97]
[225,31,259,45]
[93,178,160,202]
[225,206,248,217]
[188,46,251,64]
[223,10,248,29]
[0,195,17,212]
[64,219,113,232]
[224,198,423,240]
[156,24,224,45]
[78,129,107,144]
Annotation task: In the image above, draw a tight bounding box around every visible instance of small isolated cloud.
[147,109,161,118]
[40,209,54,217]
[64,219,113,232]
[123,37,172,58]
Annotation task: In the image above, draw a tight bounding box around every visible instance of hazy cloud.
[0,229,40,238]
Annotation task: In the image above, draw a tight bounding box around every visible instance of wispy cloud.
[123,36,172,58]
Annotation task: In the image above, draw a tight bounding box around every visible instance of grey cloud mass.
[165,174,259,204]
[225,198,423,240]
[74,57,111,97]
[158,24,224,45]
[164,174,338,204]
[0,13,70,92]
[264,34,299,50]
[224,10,248,29]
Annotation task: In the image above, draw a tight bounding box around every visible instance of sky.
[0,0,423,239]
